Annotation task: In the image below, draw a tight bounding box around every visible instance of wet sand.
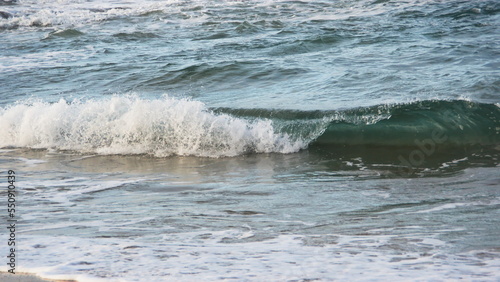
[0,272,77,282]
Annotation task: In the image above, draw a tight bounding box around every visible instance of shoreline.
[0,272,77,282]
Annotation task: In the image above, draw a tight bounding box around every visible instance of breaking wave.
[0,95,307,157]
[0,96,498,157]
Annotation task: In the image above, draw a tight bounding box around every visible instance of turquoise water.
[0,0,499,281]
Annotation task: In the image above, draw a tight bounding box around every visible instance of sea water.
[0,0,499,281]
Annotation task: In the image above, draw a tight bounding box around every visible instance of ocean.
[0,0,499,281]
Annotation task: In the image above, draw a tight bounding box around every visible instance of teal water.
[0,0,499,281]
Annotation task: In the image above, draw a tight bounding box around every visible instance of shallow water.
[2,148,499,281]
[0,0,499,281]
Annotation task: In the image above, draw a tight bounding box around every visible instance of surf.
[1,96,498,158]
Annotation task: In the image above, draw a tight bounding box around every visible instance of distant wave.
[1,96,498,157]
[3,0,492,31]
[0,0,161,30]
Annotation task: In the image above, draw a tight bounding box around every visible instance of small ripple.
[112,31,160,41]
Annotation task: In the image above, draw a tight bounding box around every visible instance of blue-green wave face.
[314,100,500,147]
[216,99,500,148]
[216,99,500,176]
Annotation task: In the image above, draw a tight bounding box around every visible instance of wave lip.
[0,96,306,157]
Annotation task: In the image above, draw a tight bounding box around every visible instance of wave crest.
[0,96,306,157]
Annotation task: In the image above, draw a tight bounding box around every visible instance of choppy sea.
[1,0,499,281]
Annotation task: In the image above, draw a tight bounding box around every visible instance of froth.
[0,96,306,157]
[0,0,170,29]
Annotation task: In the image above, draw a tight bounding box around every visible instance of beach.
[0,272,77,282]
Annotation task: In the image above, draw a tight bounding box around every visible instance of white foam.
[1,0,179,29]
[3,231,499,281]
[439,157,468,169]
[1,0,249,31]
[21,177,143,207]
[16,157,46,166]
[0,95,308,157]
[412,198,500,214]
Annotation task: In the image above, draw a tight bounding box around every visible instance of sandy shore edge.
[0,272,77,282]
